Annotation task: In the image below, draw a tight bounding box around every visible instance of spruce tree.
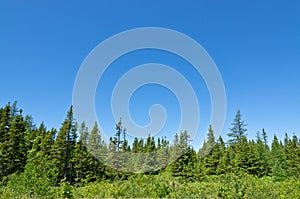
[107,119,129,176]
[198,125,216,158]
[171,131,196,179]
[156,136,170,171]
[0,104,27,180]
[0,104,12,180]
[52,106,77,183]
[79,121,89,146]
[285,134,300,178]
[207,124,216,148]
[88,122,102,160]
[216,137,230,174]
[255,130,271,176]
[227,110,247,144]
[262,128,269,150]
[271,135,289,181]
[142,134,157,173]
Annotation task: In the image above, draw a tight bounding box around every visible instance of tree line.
[0,102,299,197]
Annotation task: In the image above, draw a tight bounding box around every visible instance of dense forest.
[0,102,299,198]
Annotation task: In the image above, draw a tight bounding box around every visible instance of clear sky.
[1,0,299,149]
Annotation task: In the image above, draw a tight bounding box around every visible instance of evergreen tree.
[285,134,300,178]
[271,135,289,181]
[0,104,27,180]
[78,122,89,146]
[262,128,269,150]
[2,101,300,196]
[227,110,247,144]
[73,138,105,184]
[198,140,208,158]
[156,136,170,171]
[131,137,145,172]
[216,137,230,174]
[41,128,56,158]
[255,131,271,176]
[23,115,37,152]
[171,131,196,180]
[132,137,140,153]
[52,106,77,184]
[198,125,216,158]
[107,119,128,176]
[203,141,222,175]
[142,134,157,173]
[111,119,124,151]
[171,147,197,181]
[88,122,102,160]
[199,126,220,175]
[85,122,106,180]
[207,124,216,147]
[246,140,264,176]
[0,104,12,180]
[227,136,263,176]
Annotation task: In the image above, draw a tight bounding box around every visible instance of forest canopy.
[0,102,299,198]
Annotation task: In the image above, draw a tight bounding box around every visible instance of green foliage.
[69,174,300,199]
[3,157,56,198]
[0,103,300,198]
[56,178,73,199]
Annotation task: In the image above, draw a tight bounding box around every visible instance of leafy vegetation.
[0,102,299,198]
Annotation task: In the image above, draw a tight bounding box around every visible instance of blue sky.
[0,1,299,149]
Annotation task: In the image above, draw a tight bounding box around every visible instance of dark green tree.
[255,130,271,176]
[216,137,230,174]
[262,128,269,149]
[52,106,77,184]
[0,104,27,180]
[285,134,300,178]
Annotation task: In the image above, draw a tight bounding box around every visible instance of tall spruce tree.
[7,109,27,176]
[52,106,77,184]
[227,110,247,144]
